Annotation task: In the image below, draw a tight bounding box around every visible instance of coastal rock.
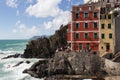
[23,60,49,78]
[104,59,120,75]
[23,25,68,58]
[13,60,31,67]
[1,53,22,59]
[23,51,105,78]
[48,51,103,76]
[13,61,24,67]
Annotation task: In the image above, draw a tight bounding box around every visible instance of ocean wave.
[0,50,24,54]
[0,58,41,80]
[6,42,27,46]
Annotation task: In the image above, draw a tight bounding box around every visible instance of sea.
[0,40,43,80]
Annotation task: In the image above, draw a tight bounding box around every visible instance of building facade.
[99,13,114,56]
[67,4,100,54]
[67,0,120,55]
[99,0,120,56]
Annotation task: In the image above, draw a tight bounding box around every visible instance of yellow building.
[99,13,114,56]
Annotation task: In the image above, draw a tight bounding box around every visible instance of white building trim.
[71,31,99,32]
[68,41,100,43]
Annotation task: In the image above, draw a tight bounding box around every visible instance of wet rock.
[13,61,24,67]
[1,53,22,59]
[26,61,30,64]
[23,69,28,73]
[27,71,39,78]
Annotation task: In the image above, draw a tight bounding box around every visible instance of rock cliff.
[23,25,68,58]
[23,51,106,78]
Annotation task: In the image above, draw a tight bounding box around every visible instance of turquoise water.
[0,40,42,80]
[0,40,28,54]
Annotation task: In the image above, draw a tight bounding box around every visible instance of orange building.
[67,4,100,54]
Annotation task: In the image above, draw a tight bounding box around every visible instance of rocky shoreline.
[1,25,120,80]
[22,51,106,79]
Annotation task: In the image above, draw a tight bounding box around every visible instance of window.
[100,15,106,19]
[108,14,111,19]
[76,13,79,19]
[75,33,79,39]
[104,15,106,19]
[94,22,97,28]
[76,23,79,29]
[85,23,88,29]
[85,33,89,39]
[107,7,110,12]
[79,43,83,50]
[107,0,109,3]
[101,24,105,29]
[109,33,112,39]
[101,34,105,39]
[86,43,90,51]
[84,12,88,18]
[108,24,111,29]
[76,7,79,11]
[94,12,97,18]
[94,33,98,39]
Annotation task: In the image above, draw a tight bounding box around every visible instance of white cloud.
[84,0,89,3]
[12,29,17,33]
[15,20,21,26]
[44,11,71,30]
[6,0,18,8]
[13,21,40,37]
[26,0,61,18]
[25,0,71,34]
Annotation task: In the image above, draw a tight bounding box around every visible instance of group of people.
[55,44,71,53]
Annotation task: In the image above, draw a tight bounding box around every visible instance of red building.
[67,4,100,54]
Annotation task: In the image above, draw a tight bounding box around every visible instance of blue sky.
[0,0,86,39]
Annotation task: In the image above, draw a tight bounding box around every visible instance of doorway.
[106,43,110,51]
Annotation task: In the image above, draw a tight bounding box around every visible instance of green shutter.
[101,24,105,29]
[76,23,79,29]
[76,13,79,19]
[85,23,88,29]
[76,33,79,39]
[85,33,88,39]
[94,12,97,18]
[94,22,97,28]
[101,34,105,39]
[108,15,111,19]
[109,33,112,39]
[108,24,111,29]
[94,33,98,38]
[85,13,88,18]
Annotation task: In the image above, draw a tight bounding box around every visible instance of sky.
[0,0,89,39]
